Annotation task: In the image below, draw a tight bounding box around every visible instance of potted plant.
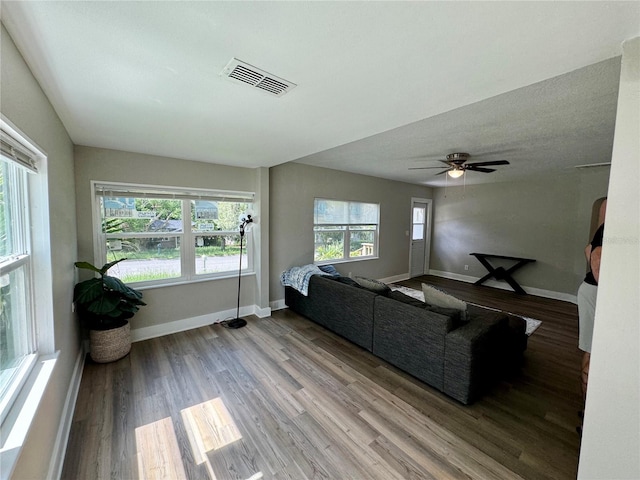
[73,259,146,363]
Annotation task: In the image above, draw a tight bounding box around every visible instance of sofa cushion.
[329,276,361,287]
[354,276,391,295]
[387,291,463,327]
[422,283,468,321]
[285,275,376,351]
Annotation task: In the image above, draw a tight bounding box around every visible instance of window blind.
[94,182,254,202]
[0,127,39,173]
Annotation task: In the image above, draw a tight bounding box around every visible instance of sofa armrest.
[443,312,508,404]
[373,295,458,391]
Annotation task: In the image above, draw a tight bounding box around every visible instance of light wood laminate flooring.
[62,275,583,479]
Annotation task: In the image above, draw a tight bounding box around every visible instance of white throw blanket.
[281,264,329,296]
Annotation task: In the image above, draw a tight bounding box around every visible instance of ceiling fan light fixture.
[447,169,464,178]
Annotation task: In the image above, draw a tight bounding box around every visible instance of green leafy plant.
[314,243,344,261]
[73,259,146,330]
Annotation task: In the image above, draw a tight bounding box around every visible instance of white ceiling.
[2,1,639,186]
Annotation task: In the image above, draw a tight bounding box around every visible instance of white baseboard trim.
[428,269,577,303]
[48,348,84,480]
[378,273,410,284]
[131,304,266,342]
[270,299,288,311]
[254,306,272,318]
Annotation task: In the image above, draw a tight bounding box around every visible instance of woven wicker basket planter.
[89,322,131,363]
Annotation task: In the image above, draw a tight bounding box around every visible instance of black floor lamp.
[226,213,253,329]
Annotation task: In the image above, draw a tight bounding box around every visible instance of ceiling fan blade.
[409,159,453,170]
[465,160,510,167]
[408,166,449,170]
[435,170,450,175]
[465,166,496,173]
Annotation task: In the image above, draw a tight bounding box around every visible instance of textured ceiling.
[295,57,622,186]
[1,1,639,186]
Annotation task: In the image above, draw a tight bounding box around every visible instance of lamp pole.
[227,214,252,329]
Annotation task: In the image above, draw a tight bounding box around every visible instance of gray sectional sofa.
[284,274,526,404]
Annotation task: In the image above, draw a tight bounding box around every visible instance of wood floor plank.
[62,275,582,479]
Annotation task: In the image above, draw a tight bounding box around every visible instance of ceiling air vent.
[220,58,296,97]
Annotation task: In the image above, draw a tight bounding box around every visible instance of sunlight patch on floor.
[135,416,187,480]
[135,397,262,479]
[181,397,243,461]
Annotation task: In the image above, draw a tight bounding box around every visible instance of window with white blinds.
[93,182,255,286]
[313,198,379,263]
[0,125,39,424]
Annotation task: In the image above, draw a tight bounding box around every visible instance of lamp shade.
[238,212,254,232]
[447,169,464,179]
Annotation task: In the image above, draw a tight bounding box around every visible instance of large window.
[314,198,379,263]
[94,183,254,287]
[0,128,38,424]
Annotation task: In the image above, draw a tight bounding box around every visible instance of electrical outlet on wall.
[464,265,469,271]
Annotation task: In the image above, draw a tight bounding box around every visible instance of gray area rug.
[390,285,542,336]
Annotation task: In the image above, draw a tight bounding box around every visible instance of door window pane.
[412,206,425,240]
[412,207,425,223]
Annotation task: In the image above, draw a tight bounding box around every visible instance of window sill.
[315,256,379,266]
[134,270,256,291]
[0,352,59,480]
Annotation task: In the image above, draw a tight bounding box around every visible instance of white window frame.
[92,181,255,288]
[0,117,56,480]
[0,205,37,428]
[313,198,380,264]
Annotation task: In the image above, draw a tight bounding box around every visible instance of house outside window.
[94,182,254,287]
[314,198,379,263]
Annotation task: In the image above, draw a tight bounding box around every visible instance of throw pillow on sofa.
[330,276,360,287]
[387,290,426,308]
[318,264,340,276]
[388,290,464,327]
[422,283,468,321]
[354,276,392,295]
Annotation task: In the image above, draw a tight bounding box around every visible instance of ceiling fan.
[409,152,510,178]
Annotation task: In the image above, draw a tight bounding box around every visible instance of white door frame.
[408,197,433,277]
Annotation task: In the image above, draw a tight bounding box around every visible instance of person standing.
[576,198,606,433]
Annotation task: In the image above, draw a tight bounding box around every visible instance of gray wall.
[74,146,268,330]
[1,23,79,479]
[269,162,433,302]
[431,169,610,295]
